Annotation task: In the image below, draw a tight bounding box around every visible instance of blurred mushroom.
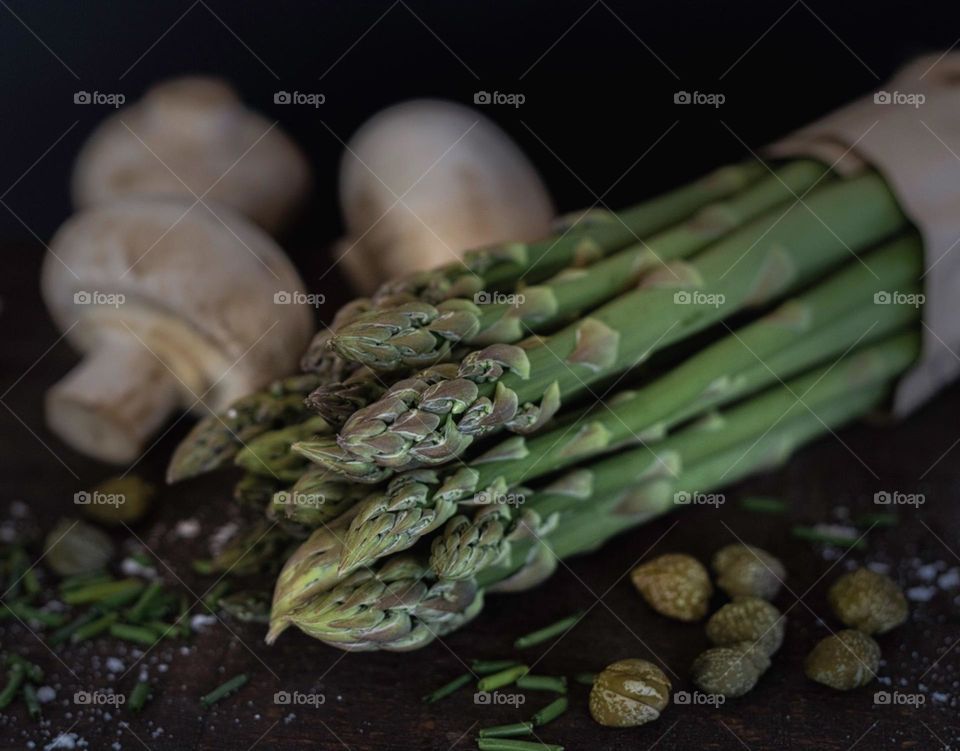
[42,198,313,464]
[336,99,554,293]
[71,76,312,233]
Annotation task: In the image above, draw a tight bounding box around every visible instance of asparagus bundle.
[163,155,924,655]
[275,331,916,650]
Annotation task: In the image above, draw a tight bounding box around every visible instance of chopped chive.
[22,567,40,598]
[203,581,231,613]
[2,602,66,627]
[147,621,178,639]
[23,683,40,720]
[129,680,151,713]
[177,595,191,638]
[192,560,214,575]
[6,655,43,683]
[791,526,866,549]
[422,673,471,703]
[477,665,529,693]
[573,672,596,685]
[516,675,566,694]
[6,548,27,599]
[477,740,564,751]
[62,579,143,606]
[739,496,788,514]
[59,572,112,592]
[70,612,118,643]
[530,696,568,726]
[854,512,899,528]
[127,581,164,622]
[109,623,159,646]
[471,659,520,675]
[0,664,25,709]
[50,610,101,646]
[479,721,534,738]
[513,612,582,649]
[201,674,247,707]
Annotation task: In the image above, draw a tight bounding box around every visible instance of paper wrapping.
[766,52,960,415]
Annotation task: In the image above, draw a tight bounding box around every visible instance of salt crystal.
[906,585,937,602]
[174,519,201,539]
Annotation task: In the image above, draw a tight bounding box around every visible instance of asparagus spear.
[270,468,370,528]
[234,416,331,482]
[278,350,909,651]
[166,373,322,483]
[329,172,906,479]
[304,367,390,428]
[372,161,767,305]
[328,233,919,573]
[430,332,917,580]
[331,161,830,371]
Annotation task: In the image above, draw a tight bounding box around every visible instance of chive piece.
[2,602,66,627]
[471,659,520,675]
[516,675,567,694]
[127,581,164,622]
[129,680,151,713]
[477,665,529,692]
[201,674,248,707]
[109,623,159,646]
[50,610,101,646]
[0,664,25,709]
[477,740,564,751]
[422,673,471,703]
[177,595,192,638]
[23,683,41,720]
[791,526,866,549]
[62,579,143,606]
[478,722,534,738]
[59,572,112,592]
[854,512,899,528]
[573,672,596,685]
[513,612,582,649]
[70,612,118,643]
[6,655,43,683]
[147,621,178,639]
[739,496,788,514]
[531,696,568,726]
[22,566,41,598]
[192,560,214,575]
[203,581,231,614]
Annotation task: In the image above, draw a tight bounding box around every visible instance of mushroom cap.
[71,76,312,233]
[337,98,554,286]
[42,198,314,410]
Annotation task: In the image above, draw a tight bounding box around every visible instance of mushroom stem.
[46,334,181,464]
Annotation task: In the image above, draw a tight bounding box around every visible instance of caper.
[589,658,671,727]
[827,567,908,635]
[804,629,880,690]
[630,553,712,622]
[690,641,770,698]
[81,475,155,526]
[44,518,114,576]
[705,597,785,657]
[712,543,785,600]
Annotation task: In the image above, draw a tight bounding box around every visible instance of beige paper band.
[766,53,960,415]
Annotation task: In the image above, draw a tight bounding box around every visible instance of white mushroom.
[336,99,554,293]
[42,199,313,464]
[71,76,312,233]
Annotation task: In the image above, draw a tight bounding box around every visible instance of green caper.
[705,597,785,656]
[44,518,114,576]
[81,475,155,526]
[690,641,770,698]
[630,553,713,622]
[712,543,785,600]
[589,658,671,727]
[828,567,908,635]
[804,629,880,690]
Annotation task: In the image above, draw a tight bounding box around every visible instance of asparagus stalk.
[372,161,767,305]
[270,468,370,528]
[279,349,910,652]
[304,367,390,428]
[331,172,906,478]
[331,161,830,371]
[431,332,917,580]
[329,234,919,573]
[167,374,322,483]
[234,416,331,482]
